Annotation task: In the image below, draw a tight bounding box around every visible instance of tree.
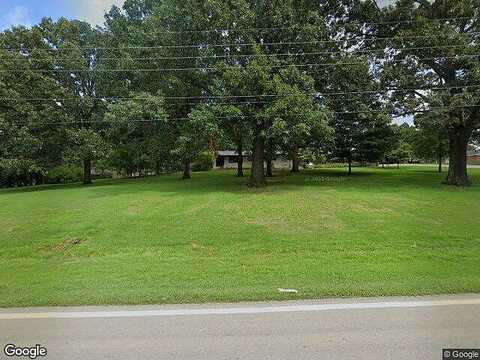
[63,128,110,183]
[104,0,233,180]
[38,18,112,184]
[211,65,253,178]
[324,55,393,174]
[105,92,171,176]
[386,124,414,168]
[356,116,395,168]
[172,106,217,179]
[214,105,251,177]
[212,52,275,187]
[381,0,480,185]
[0,24,71,187]
[388,143,413,169]
[266,67,332,174]
[5,0,477,189]
[413,113,448,172]
[243,57,277,187]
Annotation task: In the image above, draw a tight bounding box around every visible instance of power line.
[4,104,480,127]
[2,85,479,102]
[0,16,474,50]
[1,44,472,62]
[1,54,478,73]
[2,31,478,52]
[146,16,477,34]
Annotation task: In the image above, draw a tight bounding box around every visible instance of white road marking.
[1,298,480,320]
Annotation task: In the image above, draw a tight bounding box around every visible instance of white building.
[214,151,292,169]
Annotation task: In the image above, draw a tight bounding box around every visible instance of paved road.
[1,295,479,360]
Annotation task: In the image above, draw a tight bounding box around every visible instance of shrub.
[0,159,45,187]
[192,152,214,172]
[46,165,83,184]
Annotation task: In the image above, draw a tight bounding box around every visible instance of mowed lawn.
[1,167,479,307]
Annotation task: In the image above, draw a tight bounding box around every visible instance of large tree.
[105,92,171,176]
[381,0,480,185]
[36,18,113,184]
[266,67,333,173]
[0,25,71,187]
[210,52,276,187]
[325,57,393,174]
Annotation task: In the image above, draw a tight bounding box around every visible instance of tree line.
[0,0,478,188]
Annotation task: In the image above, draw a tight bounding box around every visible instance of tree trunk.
[156,161,161,176]
[182,160,192,179]
[266,159,273,177]
[83,159,92,185]
[34,173,44,185]
[438,150,442,173]
[237,143,244,177]
[249,136,266,187]
[397,162,400,169]
[348,159,352,175]
[291,145,300,173]
[444,126,471,186]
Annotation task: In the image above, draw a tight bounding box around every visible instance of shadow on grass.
[1,167,478,198]
[273,167,479,194]
[0,178,123,195]
[0,175,178,196]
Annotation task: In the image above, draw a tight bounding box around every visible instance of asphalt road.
[1,295,479,360]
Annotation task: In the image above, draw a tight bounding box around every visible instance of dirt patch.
[191,242,216,256]
[38,237,85,253]
[127,206,144,215]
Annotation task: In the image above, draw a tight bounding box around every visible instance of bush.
[192,152,214,172]
[0,159,45,187]
[46,165,83,184]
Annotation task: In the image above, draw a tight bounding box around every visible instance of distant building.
[467,150,480,165]
[214,151,291,169]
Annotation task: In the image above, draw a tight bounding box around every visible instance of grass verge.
[1,166,479,307]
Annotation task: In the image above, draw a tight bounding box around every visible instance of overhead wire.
[1,31,479,52]
[3,104,480,127]
[0,44,474,62]
[144,16,477,34]
[1,85,480,102]
[0,54,478,73]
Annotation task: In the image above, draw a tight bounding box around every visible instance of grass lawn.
[1,166,479,307]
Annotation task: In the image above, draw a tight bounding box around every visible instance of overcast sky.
[0,0,125,30]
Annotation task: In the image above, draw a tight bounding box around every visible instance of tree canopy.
[1,0,478,187]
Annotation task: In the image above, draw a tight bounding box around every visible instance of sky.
[0,0,125,30]
[376,0,394,7]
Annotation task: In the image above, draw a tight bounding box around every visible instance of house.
[214,151,292,169]
[467,150,480,165]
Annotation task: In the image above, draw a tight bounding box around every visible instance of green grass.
[1,166,479,307]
